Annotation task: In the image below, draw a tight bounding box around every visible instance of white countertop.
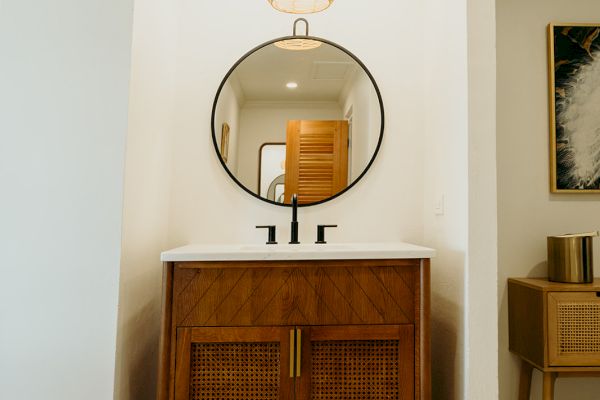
[160,242,436,262]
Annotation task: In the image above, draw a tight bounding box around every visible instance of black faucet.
[289,193,299,244]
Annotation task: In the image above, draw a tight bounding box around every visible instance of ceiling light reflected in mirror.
[274,38,322,51]
[275,18,321,51]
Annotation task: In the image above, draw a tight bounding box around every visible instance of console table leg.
[518,360,533,400]
[542,372,556,400]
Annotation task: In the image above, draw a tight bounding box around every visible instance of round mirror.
[211,36,384,206]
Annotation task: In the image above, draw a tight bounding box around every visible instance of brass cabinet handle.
[289,329,295,378]
[296,328,302,377]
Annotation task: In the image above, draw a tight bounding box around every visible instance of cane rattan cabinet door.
[174,327,294,400]
[548,291,600,366]
[296,325,415,400]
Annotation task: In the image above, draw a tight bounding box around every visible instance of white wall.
[237,103,343,192]
[0,0,495,398]
[422,0,498,398]
[0,1,501,399]
[467,0,498,397]
[168,0,427,249]
[214,80,241,175]
[113,0,177,399]
[0,1,133,399]
[497,1,600,399]
[422,0,469,398]
[340,71,381,181]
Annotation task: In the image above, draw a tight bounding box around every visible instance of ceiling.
[230,41,360,103]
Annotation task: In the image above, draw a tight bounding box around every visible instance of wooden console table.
[508,278,600,400]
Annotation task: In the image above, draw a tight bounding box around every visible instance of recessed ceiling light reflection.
[286,82,298,89]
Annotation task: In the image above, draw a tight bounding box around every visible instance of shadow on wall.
[124,300,160,400]
[128,303,160,399]
[431,291,459,400]
[527,261,548,278]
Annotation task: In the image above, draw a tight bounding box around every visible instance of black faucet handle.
[256,225,277,244]
[315,224,337,244]
[290,193,300,244]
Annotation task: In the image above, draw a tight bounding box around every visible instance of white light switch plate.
[434,195,444,216]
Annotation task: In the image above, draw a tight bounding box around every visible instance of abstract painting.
[549,23,600,192]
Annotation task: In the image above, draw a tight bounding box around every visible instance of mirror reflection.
[213,39,383,205]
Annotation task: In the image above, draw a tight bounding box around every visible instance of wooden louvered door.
[296,325,415,400]
[174,327,293,400]
[284,120,349,204]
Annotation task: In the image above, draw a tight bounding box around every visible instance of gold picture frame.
[548,23,600,193]
[220,122,230,163]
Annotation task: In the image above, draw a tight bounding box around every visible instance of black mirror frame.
[211,35,385,208]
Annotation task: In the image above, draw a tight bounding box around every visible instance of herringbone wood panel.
[174,265,416,327]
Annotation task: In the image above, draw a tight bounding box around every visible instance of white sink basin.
[237,243,354,252]
[161,242,435,262]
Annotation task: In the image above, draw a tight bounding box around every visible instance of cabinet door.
[296,325,415,400]
[174,327,294,400]
[547,292,600,366]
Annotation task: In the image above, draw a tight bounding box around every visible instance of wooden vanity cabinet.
[157,258,430,400]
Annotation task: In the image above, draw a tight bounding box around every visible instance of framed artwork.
[220,123,230,163]
[548,23,600,192]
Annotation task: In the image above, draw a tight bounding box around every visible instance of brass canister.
[547,232,598,283]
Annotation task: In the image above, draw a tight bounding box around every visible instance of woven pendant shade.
[269,0,334,14]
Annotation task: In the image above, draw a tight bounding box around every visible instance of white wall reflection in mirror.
[259,143,286,202]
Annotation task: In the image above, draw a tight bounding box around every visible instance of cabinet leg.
[518,360,533,400]
[542,372,556,400]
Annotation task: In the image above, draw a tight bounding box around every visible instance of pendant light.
[275,18,321,51]
[268,0,334,14]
